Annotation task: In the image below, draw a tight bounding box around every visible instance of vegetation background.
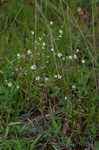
[0,0,99,149]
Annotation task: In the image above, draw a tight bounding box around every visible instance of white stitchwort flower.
[31,31,34,35]
[17,53,21,58]
[54,74,62,79]
[54,74,58,78]
[42,42,46,47]
[45,77,49,81]
[82,60,85,64]
[76,49,79,53]
[68,56,72,59]
[72,85,76,89]
[38,37,42,41]
[74,54,77,59]
[16,85,20,89]
[65,96,68,100]
[8,82,12,87]
[31,65,37,70]
[50,21,53,25]
[35,76,40,81]
[59,29,63,34]
[57,74,62,79]
[51,48,54,52]
[59,34,62,38]
[57,53,62,58]
[27,50,32,55]
[77,7,82,12]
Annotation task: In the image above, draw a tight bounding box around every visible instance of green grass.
[0,0,99,149]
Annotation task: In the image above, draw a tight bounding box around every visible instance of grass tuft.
[0,0,99,149]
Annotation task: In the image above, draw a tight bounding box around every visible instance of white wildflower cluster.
[73,54,77,59]
[57,53,62,58]
[38,37,42,41]
[81,60,85,64]
[31,65,37,70]
[31,31,34,35]
[59,29,63,38]
[51,48,54,52]
[45,77,49,81]
[68,56,72,60]
[59,29,63,34]
[8,82,20,89]
[35,76,40,81]
[50,21,53,25]
[17,53,21,58]
[65,96,68,100]
[77,7,82,12]
[42,42,45,47]
[42,42,46,49]
[75,49,85,64]
[72,85,76,89]
[68,54,77,60]
[54,74,62,79]
[16,85,20,89]
[66,48,80,60]
[76,49,79,53]
[8,82,12,87]
[27,49,32,55]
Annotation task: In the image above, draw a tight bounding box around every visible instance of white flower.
[54,74,62,79]
[57,53,62,58]
[72,85,76,89]
[31,31,34,35]
[17,53,21,58]
[16,85,20,89]
[76,49,79,53]
[57,74,62,79]
[59,34,62,38]
[31,65,37,70]
[74,54,77,59]
[42,42,46,47]
[35,76,40,81]
[50,21,53,25]
[77,7,82,12]
[68,56,72,59]
[39,37,42,41]
[59,29,63,34]
[8,82,12,87]
[45,77,49,81]
[81,60,85,64]
[51,48,54,52]
[65,96,67,100]
[54,74,58,78]
[27,50,32,55]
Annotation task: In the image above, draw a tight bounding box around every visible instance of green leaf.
[94,141,99,150]
[30,134,41,150]
[92,0,99,4]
